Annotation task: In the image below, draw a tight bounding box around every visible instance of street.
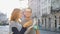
[0,25,9,34]
[0,25,60,34]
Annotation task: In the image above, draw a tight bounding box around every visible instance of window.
[48,0,51,3]
[42,19,43,24]
[45,18,46,27]
[45,18,46,23]
[54,15,57,28]
[49,17,51,23]
[59,16,60,25]
[55,20,57,28]
[55,16,57,19]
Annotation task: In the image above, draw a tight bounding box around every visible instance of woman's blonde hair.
[10,8,21,21]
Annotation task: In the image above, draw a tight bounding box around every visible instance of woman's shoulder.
[9,21,22,27]
[9,21,21,25]
[9,21,16,24]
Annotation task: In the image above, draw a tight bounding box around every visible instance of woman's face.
[24,9,32,18]
[19,11,22,18]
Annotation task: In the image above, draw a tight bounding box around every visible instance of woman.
[9,8,28,34]
[23,8,40,34]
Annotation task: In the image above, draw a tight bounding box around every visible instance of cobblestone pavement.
[0,25,60,34]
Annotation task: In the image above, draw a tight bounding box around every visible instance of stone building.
[28,0,60,32]
[40,0,51,14]
[41,10,60,31]
[0,13,8,25]
[28,0,41,18]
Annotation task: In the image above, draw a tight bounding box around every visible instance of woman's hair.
[10,8,21,21]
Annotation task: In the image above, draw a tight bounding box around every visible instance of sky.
[0,0,28,18]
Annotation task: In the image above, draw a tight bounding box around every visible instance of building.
[28,0,51,26]
[0,13,7,21]
[0,13,8,25]
[40,0,60,31]
[28,0,60,32]
[28,0,41,18]
[41,10,60,31]
[40,0,51,14]
[51,0,60,11]
[28,0,51,17]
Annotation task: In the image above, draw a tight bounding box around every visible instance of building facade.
[28,0,41,18]
[0,13,8,25]
[41,11,60,31]
[0,13,7,21]
[40,0,60,31]
[28,0,60,32]
[40,0,51,14]
[28,0,51,17]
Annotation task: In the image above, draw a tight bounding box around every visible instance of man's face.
[24,9,32,18]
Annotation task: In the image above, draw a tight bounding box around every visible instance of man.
[22,8,40,34]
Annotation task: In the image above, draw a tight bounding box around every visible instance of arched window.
[55,20,57,28]
[59,16,60,25]
[45,18,46,24]
[49,17,51,23]
[55,16,57,28]
[45,18,46,28]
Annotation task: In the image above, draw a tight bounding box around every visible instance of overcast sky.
[0,0,28,18]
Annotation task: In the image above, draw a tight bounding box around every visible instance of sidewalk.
[40,30,60,34]
[39,26,60,33]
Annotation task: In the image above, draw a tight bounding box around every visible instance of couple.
[9,8,40,34]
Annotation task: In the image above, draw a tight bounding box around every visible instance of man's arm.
[23,20,33,34]
[23,20,32,28]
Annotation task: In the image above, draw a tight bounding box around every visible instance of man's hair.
[26,7,32,11]
[24,7,32,13]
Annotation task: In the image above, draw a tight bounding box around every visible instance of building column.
[56,16,59,30]
[42,18,46,29]
[48,17,51,30]
[46,17,49,30]
[51,16,55,31]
